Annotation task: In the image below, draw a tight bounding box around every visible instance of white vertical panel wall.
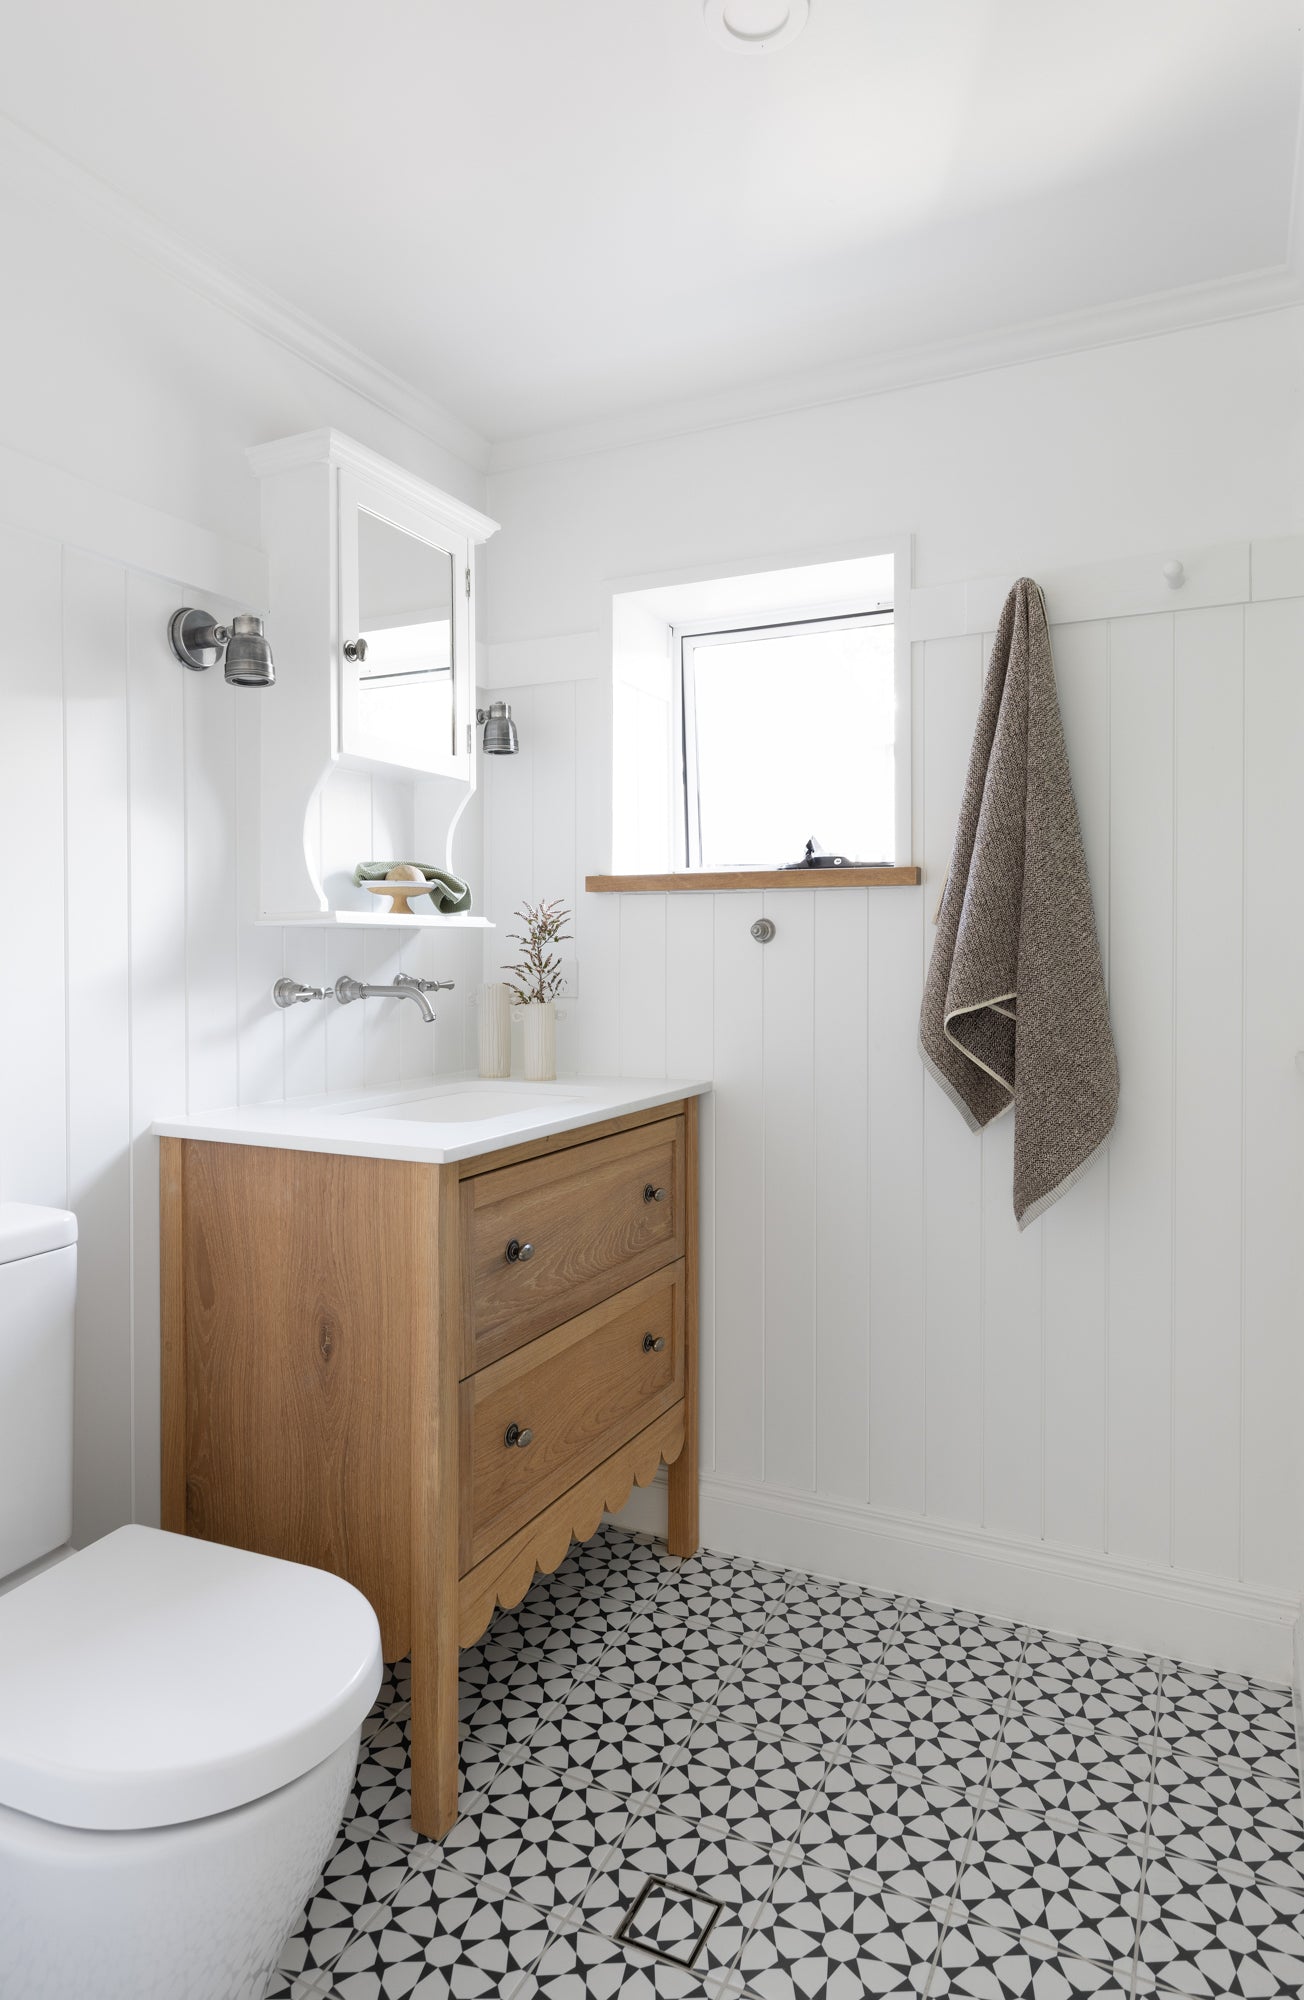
[480,552,1304,1676]
[0,518,483,1547]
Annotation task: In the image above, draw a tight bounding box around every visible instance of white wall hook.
[1162,559,1185,590]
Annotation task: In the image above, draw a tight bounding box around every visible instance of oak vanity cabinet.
[159,1100,699,1836]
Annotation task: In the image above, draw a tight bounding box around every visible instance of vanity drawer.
[460,1264,683,1572]
[460,1117,685,1371]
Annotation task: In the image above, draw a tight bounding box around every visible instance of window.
[678,609,896,870]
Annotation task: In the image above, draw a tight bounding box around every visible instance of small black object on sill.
[783,837,856,871]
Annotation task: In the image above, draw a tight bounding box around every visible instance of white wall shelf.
[257,910,494,930]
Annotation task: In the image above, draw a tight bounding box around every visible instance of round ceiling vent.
[703,0,810,53]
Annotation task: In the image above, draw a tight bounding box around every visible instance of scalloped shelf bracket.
[457,1404,687,1648]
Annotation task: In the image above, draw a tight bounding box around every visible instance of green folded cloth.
[352,862,472,915]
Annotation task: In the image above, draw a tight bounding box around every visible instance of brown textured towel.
[919,579,1118,1227]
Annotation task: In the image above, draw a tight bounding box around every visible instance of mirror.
[351,509,456,760]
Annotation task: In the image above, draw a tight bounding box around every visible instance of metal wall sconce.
[168,608,275,687]
[476,701,519,754]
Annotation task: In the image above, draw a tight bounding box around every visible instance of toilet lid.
[0,1526,382,1831]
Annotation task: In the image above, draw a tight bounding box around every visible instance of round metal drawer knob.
[642,1333,666,1353]
[644,1184,667,1204]
[343,637,369,662]
[504,1423,534,1449]
[505,1239,534,1263]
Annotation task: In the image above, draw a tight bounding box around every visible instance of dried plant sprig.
[503,897,572,1007]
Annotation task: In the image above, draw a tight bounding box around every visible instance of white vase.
[477,983,511,1079]
[520,1000,557,1082]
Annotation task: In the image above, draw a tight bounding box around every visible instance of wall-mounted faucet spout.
[334,974,440,1024]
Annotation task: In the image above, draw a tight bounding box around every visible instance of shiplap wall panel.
[866,890,926,1517]
[981,1117,1043,1540]
[1240,599,1304,1589]
[0,526,66,1209]
[63,551,133,1546]
[1171,605,1244,1581]
[710,889,766,1487]
[812,889,871,1503]
[0,529,468,1543]
[618,894,668,1077]
[663,894,717,1474]
[1106,612,1175,1567]
[920,634,984,1525]
[477,571,1302,1612]
[125,569,189,1532]
[761,888,818,1493]
[1039,618,1110,1552]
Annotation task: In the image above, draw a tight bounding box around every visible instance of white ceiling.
[3,0,1301,449]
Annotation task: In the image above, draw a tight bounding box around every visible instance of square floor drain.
[615,1873,725,1969]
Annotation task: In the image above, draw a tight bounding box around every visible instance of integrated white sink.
[342,1083,583,1125]
[155,1074,709,1166]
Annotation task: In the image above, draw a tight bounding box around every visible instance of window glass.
[684,613,895,868]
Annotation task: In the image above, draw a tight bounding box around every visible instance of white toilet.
[0,1203,383,2000]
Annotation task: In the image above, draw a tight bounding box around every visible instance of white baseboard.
[612,1472,1298,1684]
[1292,1616,1304,1800]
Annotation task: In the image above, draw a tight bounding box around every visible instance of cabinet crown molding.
[247,429,500,544]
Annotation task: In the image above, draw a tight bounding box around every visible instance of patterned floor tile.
[981,1733,1154,1845]
[929,1920,1128,1999]
[269,1530,1301,2000]
[715,1651,868,1748]
[406,1760,631,1913]
[599,1622,750,1712]
[796,1765,974,1901]
[325,1872,549,1998]
[1147,1751,1304,1890]
[1133,1850,1304,1998]
[650,1706,827,1847]
[579,1805,776,1979]
[512,1925,720,1999]
[527,1684,697,1798]
[842,1681,1002,1793]
[735,1857,949,2000]
[952,1804,1145,1977]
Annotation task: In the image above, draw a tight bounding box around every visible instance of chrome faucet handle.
[273,978,330,1008]
[395,974,456,994]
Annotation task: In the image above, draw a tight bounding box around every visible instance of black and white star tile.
[263,1524,1303,2000]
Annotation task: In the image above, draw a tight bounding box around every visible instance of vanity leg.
[410,1164,462,1838]
[666,1096,700,1559]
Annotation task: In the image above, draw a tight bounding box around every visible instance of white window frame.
[673,598,899,871]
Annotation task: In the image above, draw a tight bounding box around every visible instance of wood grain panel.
[586,869,921,892]
[181,1141,421,1655]
[461,1263,683,1569]
[409,1160,459,1837]
[458,1405,685,1647]
[461,1118,684,1367]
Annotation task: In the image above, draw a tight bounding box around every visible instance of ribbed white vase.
[520,1000,557,1082]
[477,983,511,1079]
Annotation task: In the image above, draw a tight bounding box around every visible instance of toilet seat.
[0,1525,382,1831]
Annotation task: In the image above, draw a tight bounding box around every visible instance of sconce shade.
[478,700,519,754]
[168,607,274,686]
[224,614,275,687]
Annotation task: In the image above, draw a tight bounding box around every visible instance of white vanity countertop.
[152,1075,711,1166]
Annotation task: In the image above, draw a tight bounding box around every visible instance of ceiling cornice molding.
[487,262,1304,477]
[0,113,491,477]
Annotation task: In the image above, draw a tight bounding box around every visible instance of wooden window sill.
[585,867,921,893]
